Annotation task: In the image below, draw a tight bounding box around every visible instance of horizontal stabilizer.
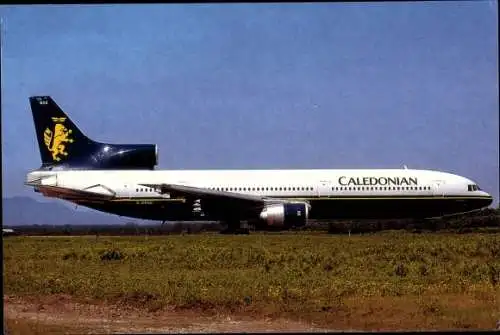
[35,185,116,201]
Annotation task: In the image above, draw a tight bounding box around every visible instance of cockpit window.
[468,184,480,191]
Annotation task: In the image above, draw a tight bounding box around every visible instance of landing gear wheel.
[220,220,250,235]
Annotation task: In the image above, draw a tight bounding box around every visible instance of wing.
[140,183,286,219]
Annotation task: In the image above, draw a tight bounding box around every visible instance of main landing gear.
[220,219,250,235]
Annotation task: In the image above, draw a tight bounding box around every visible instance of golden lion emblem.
[44,117,74,161]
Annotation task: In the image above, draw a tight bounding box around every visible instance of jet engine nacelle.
[94,143,158,170]
[40,143,159,170]
[259,202,310,228]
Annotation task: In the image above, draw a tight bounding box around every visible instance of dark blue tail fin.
[29,96,158,170]
[29,96,96,166]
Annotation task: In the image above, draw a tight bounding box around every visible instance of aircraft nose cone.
[475,193,493,209]
[484,195,493,207]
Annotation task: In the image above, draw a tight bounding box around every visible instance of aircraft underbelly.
[73,196,490,221]
[308,196,491,219]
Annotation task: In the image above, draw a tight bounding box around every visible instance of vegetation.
[5,207,499,236]
[4,233,500,330]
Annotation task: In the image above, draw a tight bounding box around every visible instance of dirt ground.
[5,294,500,333]
[3,295,338,334]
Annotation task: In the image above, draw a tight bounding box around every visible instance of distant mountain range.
[2,196,129,226]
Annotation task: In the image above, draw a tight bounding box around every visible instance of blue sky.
[1,3,498,205]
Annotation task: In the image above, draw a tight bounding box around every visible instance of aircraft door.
[123,183,132,198]
[432,180,445,197]
[318,180,333,197]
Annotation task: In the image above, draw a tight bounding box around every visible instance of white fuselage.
[27,168,489,200]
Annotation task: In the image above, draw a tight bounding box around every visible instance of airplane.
[24,96,493,233]
[2,228,15,236]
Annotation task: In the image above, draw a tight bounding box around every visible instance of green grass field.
[4,232,500,330]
